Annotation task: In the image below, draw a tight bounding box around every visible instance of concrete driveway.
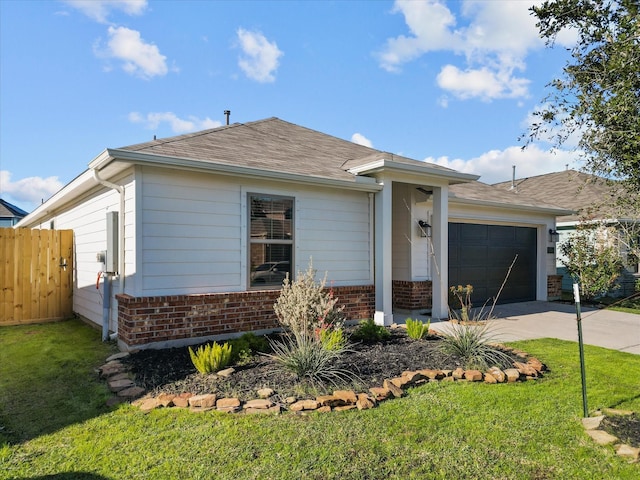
[418,301,640,355]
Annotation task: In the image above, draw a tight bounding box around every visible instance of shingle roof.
[0,198,28,218]
[449,180,569,212]
[118,117,461,183]
[492,170,627,221]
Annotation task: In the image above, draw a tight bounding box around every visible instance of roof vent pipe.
[510,165,516,190]
[224,110,231,125]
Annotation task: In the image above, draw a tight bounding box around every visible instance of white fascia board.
[347,158,479,185]
[449,196,575,217]
[15,169,97,228]
[97,148,382,192]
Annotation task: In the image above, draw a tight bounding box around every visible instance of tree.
[528,0,640,193]
[559,224,624,301]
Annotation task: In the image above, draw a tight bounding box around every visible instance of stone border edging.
[98,344,548,415]
[582,409,640,463]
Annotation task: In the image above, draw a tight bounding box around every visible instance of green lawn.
[1,319,639,479]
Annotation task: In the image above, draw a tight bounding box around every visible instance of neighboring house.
[16,118,570,351]
[494,169,640,295]
[0,199,28,227]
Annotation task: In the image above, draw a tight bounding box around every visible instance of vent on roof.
[224,110,231,125]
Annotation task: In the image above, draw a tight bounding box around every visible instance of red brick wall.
[116,285,375,348]
[547,274,563,300]
[392,280,432,310]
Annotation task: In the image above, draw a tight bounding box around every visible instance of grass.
[1,320,640,479]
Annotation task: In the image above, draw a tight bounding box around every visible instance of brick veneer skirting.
[392,280,433,310]
[547,274,563,300]
[115,285,375,348]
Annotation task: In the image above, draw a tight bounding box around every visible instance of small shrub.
[273,260,345,337]
[264,331,355,385]
[439,322,512,370]
[405,318,431,340]
[229,332,269,363]
[351,319,390,343]
[188,342,233,374]
[450,285,474,322]
[318,327,347,351]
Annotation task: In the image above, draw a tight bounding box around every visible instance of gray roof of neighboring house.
[449,180,571,213]
[118,117,462,183]
[0,198,28,218]
[492,169,629,222]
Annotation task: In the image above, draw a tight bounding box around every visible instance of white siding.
[137,168,373,294]
[34,170,135,329]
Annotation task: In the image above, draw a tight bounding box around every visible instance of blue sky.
[0,0,580,212]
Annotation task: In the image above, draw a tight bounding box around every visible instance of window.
[249,194,293,287]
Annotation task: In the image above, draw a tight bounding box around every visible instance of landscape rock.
[615,444,640,461]
[317,405,332,413]
[105,352,130,362]
[257,388,274,398]
[188,394,217,409]
[585,429,618,445]
[504,368,521,382]
[383,379,404,398]
[117,386,145,398]
[137,397,162,413]
[513,361,538,377]
[581,416,605,430]
[172,393,193,408]
[356,394,375,410]
[217,367,235,377]
[316,395,345,407]
[333,405,357,412]
[108,378,135,392]
[157,393,175,407]
[216,397,241,409]
[463,370,483,382]
[245,405,281,415]
[244,398,274,410]
[290,399,320,412]
[369,387,391,401]
[333,390,358,404]
[487,367,506,383]
[452,368,465,380]
[418,369,445,380]
[483,373,497,384]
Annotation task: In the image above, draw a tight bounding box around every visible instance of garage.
[449,223,537,306]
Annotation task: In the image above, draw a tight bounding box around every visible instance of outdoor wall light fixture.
[418,220,432,238]
[549,229,560,243]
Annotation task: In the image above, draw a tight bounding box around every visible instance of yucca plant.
[188,341,233,374]
[439,322,512,370]
[405,318,431,340]
[264,331,356,386]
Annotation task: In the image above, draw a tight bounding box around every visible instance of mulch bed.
[121,327,640,448]
[122,328,518,403]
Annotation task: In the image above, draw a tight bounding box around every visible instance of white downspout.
[92,169,125,339]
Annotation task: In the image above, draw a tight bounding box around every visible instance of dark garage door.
[449,223,537,306]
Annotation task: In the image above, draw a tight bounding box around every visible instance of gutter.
[92,168,125,340]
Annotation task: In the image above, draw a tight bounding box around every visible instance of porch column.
[431,185,449,319]
[374,178,393,326]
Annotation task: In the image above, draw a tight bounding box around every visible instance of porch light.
[549,229,560,243]
[418,220,432,238]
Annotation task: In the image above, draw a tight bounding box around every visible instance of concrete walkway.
[396,301,640,355]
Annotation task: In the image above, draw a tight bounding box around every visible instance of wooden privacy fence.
[1,228,73,325]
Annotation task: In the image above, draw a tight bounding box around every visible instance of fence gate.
[1,228,73,325]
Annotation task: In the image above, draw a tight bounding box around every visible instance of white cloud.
[378,0,546,101]
[436,64,530,101]
[95,26,168,79]
[236,28,283,83]
[351,133,373,148]
[427,144,580,184]
[129,112,222,133]
[63,0,147,24]
[0,170,63,212]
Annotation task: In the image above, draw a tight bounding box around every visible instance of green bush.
[229,332,269,363]
[351,319,390,343]
[318,327,347,351]
[439,322,512,370]
[273,260,345,337]
[405,318,431,340]
[188,342,233,374]
[264,331,354,385]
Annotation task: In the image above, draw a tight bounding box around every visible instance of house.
[0,198,28,227]
[16,117,570,351]
[494,169,640,295]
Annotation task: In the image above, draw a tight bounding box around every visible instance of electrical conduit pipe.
[92,169,125,342]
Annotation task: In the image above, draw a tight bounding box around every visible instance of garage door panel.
[449,223,536,305]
